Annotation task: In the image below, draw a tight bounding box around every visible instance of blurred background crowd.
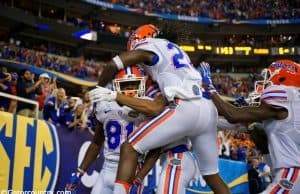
[108,0,300,19]
[1,0,298,48]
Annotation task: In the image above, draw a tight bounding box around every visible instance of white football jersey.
[133,38,202,101]
[260,85,300,170]
[95,101,145,162]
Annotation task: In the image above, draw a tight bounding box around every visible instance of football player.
[66,66,146,194]
[110,81,198,194]
[89,24,230,194]
[199,59,300,194]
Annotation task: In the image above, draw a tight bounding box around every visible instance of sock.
[113,180,131,194]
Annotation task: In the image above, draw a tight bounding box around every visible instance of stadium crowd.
[109,0,300,19]
[0,65,96,135]
[1,0,297,48]
[0,40,103,80]
[217,129,272,192]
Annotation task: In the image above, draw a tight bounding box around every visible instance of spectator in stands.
[258,158,272,190]
[0,70,12,111]
[218,131,231,159]
[16,69,42,117]
[65,104,88,131]
[36,73,55,118]
[237,145,248,162]
[82,91,92,116]
[8,72,18,113]
[47,76,57,101]
[230,144,239,160]
[61,97,80,126]
[43,88,68,124]
[248,158,264,194]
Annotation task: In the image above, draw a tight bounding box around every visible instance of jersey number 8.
[105,120,134,150]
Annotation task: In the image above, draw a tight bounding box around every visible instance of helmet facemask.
[113,77,146,97]
[247,70,273,106]
[247,81,264,106]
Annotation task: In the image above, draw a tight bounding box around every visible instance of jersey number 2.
[167,42,190,69]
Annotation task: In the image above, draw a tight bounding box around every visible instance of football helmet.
[127,24,159,51]
[113,66,146,97]
[248,59,300,106]
[261,59,300,88]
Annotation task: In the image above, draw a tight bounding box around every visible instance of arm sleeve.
[145,83,161,98]
[133,38,163,66]
[260,85,288,108]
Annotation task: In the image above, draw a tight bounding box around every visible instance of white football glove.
[89,86,117,103]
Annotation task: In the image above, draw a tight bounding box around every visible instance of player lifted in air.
[199,59,300,194]
[89,24,231,194]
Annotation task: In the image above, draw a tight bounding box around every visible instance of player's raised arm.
[212,95,284,123]
[98,50,155,86]
[199,62,287,123]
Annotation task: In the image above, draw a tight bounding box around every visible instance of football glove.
[89,86,117,103]
[65,170,83,191]
[198,62,217,99]
[233,96,249,107]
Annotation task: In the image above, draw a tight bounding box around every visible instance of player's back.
[134,38,202,101]
[261,85,300,169]
[95,101,134,164]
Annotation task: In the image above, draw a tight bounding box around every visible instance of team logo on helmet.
[263,60,300,88]
[127,24,159,51]
[248,60,300,105]
[113,66,146,97]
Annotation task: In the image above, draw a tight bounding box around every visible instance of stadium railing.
[0,92,39,119]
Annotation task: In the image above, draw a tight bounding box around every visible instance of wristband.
[112,55,124,70]
[77,167,85,175]
[206,84,218,97]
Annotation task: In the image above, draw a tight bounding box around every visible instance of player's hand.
[233,96,249,107]
[198,62,217,99]
[89,86,117,103]
[65,172,82,191]
[129,178,143,194]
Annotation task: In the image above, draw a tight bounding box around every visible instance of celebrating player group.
[66,24,300,194]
